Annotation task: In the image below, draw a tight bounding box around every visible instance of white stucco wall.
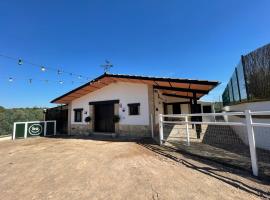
[70,82,149,126]
[224,101,270,150]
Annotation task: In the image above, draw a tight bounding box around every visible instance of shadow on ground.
[137,140,270,199]
[46,135,270,198]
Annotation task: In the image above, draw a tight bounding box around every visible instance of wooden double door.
[94,103,115,132]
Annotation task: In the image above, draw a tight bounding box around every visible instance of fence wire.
[161,120,270,179]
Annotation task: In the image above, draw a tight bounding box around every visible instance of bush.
[0,107,45,136]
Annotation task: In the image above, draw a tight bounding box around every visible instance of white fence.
[159,110,270,177]
[13,120,56,140]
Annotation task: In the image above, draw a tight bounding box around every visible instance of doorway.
[94,103,115,132]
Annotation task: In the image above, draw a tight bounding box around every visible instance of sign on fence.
[13,121,56,140]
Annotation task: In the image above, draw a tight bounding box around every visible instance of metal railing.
[159,110,270,177]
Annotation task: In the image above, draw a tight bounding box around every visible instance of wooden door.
[95,103,115,132]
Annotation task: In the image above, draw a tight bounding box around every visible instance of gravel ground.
[0,137,269,200]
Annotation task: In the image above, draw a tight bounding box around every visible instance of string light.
[0,76,86,85]
[18,59,23,65]
[0,53,92,80]
[41,66,46,72]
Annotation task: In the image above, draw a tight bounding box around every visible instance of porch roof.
[51,73,220,104]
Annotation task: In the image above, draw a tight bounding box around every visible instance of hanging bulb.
[59,80,64,84]
[69,73,73,76]
[29,79,32,84]
[8,77,13,82]
[57,69,62,75]
[18,59,23,65]
[78,75,82,79]
[41,66,46,71]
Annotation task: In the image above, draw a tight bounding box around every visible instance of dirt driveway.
[0,137,269,200]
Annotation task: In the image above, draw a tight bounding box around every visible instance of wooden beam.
[162,93,198,99]
[154,85,208,94]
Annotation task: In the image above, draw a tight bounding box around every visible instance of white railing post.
[185,116,190,146]
[24,122,28,139]
[44,121,47,137]
[245,110,258,176]
[12,123,16,140]
[159,114,164,145]
[54,121,57,136]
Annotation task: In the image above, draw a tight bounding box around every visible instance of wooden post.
[159,114,164,145]
[190,98,194,129]
[193,92,201,139]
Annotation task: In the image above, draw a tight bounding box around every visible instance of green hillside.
[0,106,45,136]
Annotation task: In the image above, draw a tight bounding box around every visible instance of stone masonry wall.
[70,124,90,136]
[118,125,151,138]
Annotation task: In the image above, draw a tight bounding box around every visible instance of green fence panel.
[15,123,25,138]
[27,122,45,137]
[46,122,55,136]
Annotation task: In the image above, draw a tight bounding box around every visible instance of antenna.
[101,59,113,73]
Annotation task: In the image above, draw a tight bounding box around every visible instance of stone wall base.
[70,124,151,138]
[70,124,90,136]
[118,124,151,138]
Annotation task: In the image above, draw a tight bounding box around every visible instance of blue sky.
[0,0,270,108]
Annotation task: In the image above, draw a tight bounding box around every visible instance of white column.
[245,110,258,176]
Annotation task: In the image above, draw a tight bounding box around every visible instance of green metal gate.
[13,121,56,139]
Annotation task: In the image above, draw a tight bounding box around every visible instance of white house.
[51,73,219,137]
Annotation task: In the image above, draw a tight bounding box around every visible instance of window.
[203,105,212,113]
[74,108,83,122]
[165,103,181,114]
[128,103,140,115]
[172,103,181,114]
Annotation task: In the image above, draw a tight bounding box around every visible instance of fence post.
[44,121,47,137]
[12,123,16,140]
[24,122,28,139]
[54,121,57,136]
[185,116,190,146]
[245,110,258,176]
[159,114,164,145]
